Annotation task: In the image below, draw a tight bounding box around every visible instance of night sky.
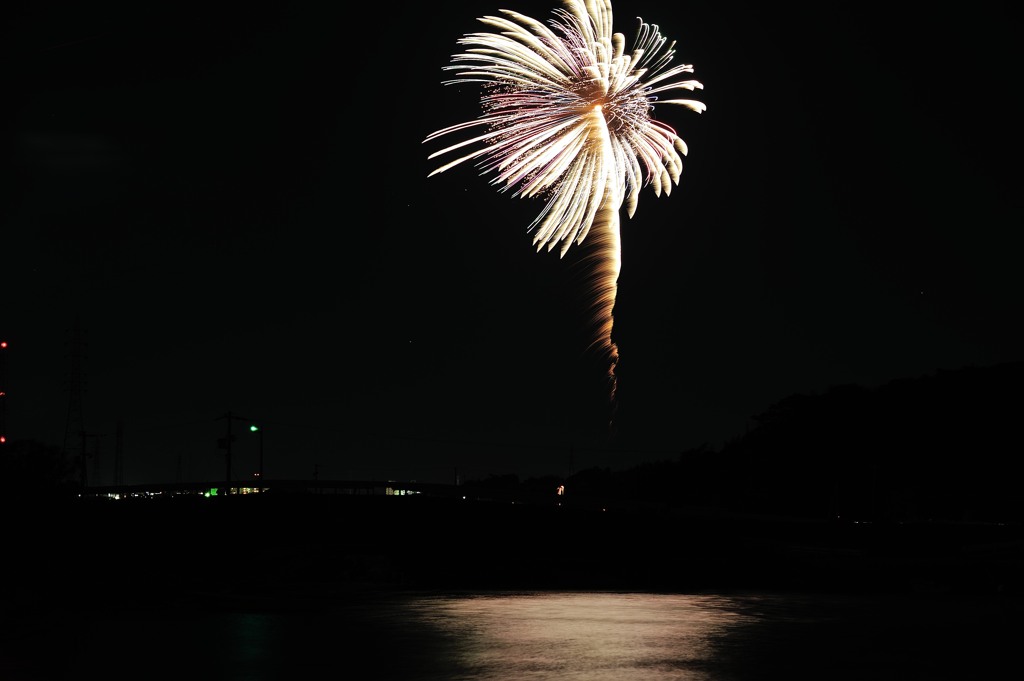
[3,1,1021,486]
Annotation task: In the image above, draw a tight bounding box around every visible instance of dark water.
[3,589,1019,680]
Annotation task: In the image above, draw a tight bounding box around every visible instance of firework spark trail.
[424,0,705,414]
[578,198,622,405]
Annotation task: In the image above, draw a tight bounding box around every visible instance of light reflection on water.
[33,590,1019,680]
[402,592,755,681]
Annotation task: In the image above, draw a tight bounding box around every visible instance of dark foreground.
[7,491,1023,609]
[4,492,1023,681]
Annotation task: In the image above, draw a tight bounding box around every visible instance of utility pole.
[0,340,8,445]
[113,419,124,486]
[62,320,87,478]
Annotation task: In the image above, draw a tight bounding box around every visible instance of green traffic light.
[250,425,259,432]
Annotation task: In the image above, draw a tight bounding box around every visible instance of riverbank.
[7,492,1023,614]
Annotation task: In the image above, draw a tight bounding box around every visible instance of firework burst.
[424,0,705,412]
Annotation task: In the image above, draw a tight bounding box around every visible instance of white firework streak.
[424,0,705,409]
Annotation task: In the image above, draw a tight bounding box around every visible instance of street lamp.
[250,424,264,483]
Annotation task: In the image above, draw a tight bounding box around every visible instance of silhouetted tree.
[0,438,78,498]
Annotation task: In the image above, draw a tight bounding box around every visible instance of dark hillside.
[716,362,1023,522]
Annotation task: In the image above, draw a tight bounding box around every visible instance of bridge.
[78,478,466,499]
